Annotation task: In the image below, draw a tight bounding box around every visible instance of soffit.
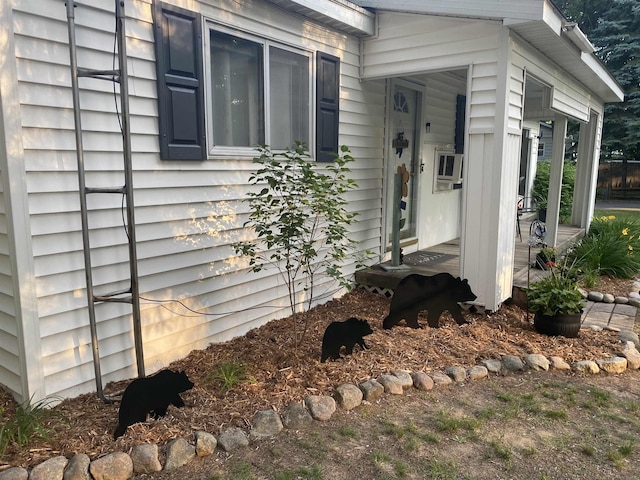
[267,0,375,36]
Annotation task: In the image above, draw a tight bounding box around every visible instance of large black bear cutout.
[383,273,477,329]
[114,369,194,439]
[321,317,373,362]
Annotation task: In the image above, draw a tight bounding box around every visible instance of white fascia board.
[354,0,544,22]
[581,52,625,103]
[289,0,375,35]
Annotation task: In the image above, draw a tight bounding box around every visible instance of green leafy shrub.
[566,215,640,279]
[233,143,371,347]
[531,161,576,222]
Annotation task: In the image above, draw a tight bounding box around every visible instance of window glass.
[269,47,309,149]
[210,31,264,147]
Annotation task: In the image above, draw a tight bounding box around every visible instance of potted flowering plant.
[534,246,557,270]
[526,267,584,338]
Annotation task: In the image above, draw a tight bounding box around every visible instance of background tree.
[557,0,640,161]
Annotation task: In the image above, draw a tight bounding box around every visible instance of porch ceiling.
[353,0,624,104]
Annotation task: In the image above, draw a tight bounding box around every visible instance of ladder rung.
[94,295,133,304]
[77,67,120,82]
[93,287,132,303]
[85,186,126,194]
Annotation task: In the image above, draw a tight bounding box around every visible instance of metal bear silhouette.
[383,273,477,329]
[321,317,373,362]
[114,369,194,439]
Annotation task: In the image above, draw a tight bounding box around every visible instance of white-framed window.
[204,24,312,155]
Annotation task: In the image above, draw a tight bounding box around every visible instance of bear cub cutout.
[383,273,477,330]
[321,317,373,362]
[114,369,194,439]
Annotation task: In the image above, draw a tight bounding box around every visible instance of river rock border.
[2,336,640,480]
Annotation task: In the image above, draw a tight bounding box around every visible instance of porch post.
[572,111,601,230]
[545,115,568,247]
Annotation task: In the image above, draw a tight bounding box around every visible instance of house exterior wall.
[418,72,467,247]
[4,0,383,402]
[511,35,604,122]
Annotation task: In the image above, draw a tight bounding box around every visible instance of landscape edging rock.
[3,339,640,480]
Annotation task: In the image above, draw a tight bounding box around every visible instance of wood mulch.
[0,275,637,470]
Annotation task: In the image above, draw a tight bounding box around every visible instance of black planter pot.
[533,311,582,338]
[534,253,550,269]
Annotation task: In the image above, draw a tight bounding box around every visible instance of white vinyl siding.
[361,13,501,81]
[7,0,382,400]
[511,36,593,122]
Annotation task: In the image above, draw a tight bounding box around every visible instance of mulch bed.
[0,280,635,469]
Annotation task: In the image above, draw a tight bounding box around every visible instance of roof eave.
[267,0,376,36]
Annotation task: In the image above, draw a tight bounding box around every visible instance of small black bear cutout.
[320,317,373,362]
[383,273,477,330]
[114,369,194,439]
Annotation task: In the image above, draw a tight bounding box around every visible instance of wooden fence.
[597,161,640,199]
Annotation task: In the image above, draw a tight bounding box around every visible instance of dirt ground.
[0,275,638,479]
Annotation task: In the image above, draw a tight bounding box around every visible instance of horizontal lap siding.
[511,38,592,122]
[13,0,382,398]
[361,13,500,80]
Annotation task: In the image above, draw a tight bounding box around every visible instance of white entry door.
[386,81,421,244]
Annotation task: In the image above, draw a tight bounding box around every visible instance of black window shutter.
[455,94,466,154]
[153,1,206,160]
[316,52,340,162]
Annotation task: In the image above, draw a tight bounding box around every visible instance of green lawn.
[594,209,640,222]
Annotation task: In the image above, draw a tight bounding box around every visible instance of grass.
[0,396,59,458]
[205,359,254,392]
[594,209,640,222]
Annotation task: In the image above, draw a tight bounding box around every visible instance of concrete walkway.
[582,301,637,332]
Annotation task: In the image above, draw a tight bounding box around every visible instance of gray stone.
[628,297,640,307]
[333,383,363,410]
[468,365,488,380]
[0,467,28,480]
[629,292,640,300]
[392,370,414,389]
[573,360,600,374]
[411,371,434,391]
[282,402,313,429]
[620,341,640,369]
[524,353,549,371]
[548,356,571,370]
[502,355,525,371]
[429,371,453,386]
[195,431,217,456]
[588,291,605,302]
[30,456,68,480]
[250,410,283,440]
[359,379,385,402]
[596,356,627,374]
[89,452,133,480]
[480,359,502,373]
[63,453,91,480]
[164,438,196,471]
[614,296,629,304]
[602,293,615,303]
[377,374,404,394]
[618,330,640,348]
[218,427,249,452]
[130,443,162,474]
[304,395,336,421]
[445,366,467,382]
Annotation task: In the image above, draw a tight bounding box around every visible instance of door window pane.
[269,47,309,149]
[210,31,264,146]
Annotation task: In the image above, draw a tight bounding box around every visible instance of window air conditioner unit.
[436,151,463,183]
